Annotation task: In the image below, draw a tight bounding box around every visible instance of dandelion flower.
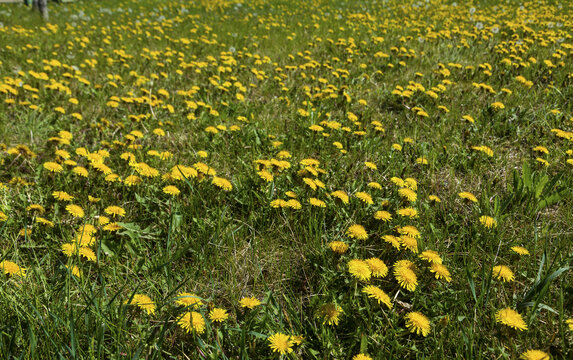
[268,333,294,355]
[355,192,373,205]
[374,211,392,222]
[348,259,372,281]
[317,303,343,325]
[383,235,401,249]
[65,265,82,278]
[331,190,349,204]
[346,224,368,240]
[459,192,478,203]
[419,250,442,264]
[0,260,26,277]
[53,191,74,201]
[43,162,63,173]
[519,350,550,360]
[511,246,530,256]
[428,195,441,203]
[429,263,452,282]
[398,188,417,202]
[362,285,392,309]
[495,308,528,331]
[400,235,418,253]
[398,225,420,238]
[309,198,326,208]
[353,354,373,360]
[105,206,126,217]
[178,311,205,334]
[397,207,418,218]
[394,266,417,291]
[209,308,229,323]
[405,312,431,336]
[286,199,302,209]
[176,293,203,308]
[163,185,180,196]
[492,265,515,282]
[366,258,388,277]
[125,294,156,315]
[212,176,233,191]
[66,204,85,218]
[479,216,497,229]
[328,241,349,254]
[239,296,262,309]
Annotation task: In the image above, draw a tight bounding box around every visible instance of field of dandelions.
[0,0,572,358]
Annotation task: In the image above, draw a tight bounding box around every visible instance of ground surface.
[0,0,572,359]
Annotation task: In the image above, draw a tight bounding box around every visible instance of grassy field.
[0,0,572,358]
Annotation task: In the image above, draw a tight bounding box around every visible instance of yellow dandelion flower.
[459,192,478,203]
[331,190,349,204]
[374,211,392,222]
[511,246,530,256]
[105,206,126,217]
[429,263,452,282]
[268,333,294,355]
[429,195,441,203]
[520,350,550,360]
[394,266,417,291]
[353,354,373,360]
[405,312,431,336]
[53,191,74,201]
[566,318,573,331]
[212,176,232,191]
[366,258,388,277]
[209,308,229,323]
[398,188,417,202]
[175,293,203,308]
[43,162,63,173]
[66,204,85,218]
[239,296,262,309]
[79,247,96,262]
[0,260,26,277]
[286,199,302,209]
[346,224,368,240]
[397,207,418,218]
[355,192,373,205]
[419,250,442,264]
[398,225,421,238]
[495,308,528,331]
[362,285,392,309]
[480,216,497,229]
[309,198,326,208]
[163,185,180,196]
[492,265,515,282]
[65,265,82,278]
[364,161,377,170]
[317,303,343,326]
[125,294,155,315]
[328,241,349,254]
[348,259,371,281]
[401,236,419,253]
[178,311,205,333]
[383,235,401,249]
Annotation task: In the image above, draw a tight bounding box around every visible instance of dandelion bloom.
[163,185,180,196]
[495,308,528,331]
[209,308,229,323]
[178,311,205,334]
[398,225,421,238]
[0,260,26,277]
[125,294,156,315]
[212,176,233,191]
[400,235,418,253]
[520,350,550,360]
[328,241,349,254]
[65,265,82,278]
[362,285,392,309]
[394,265,417,291]
[239,296,262,309]
[428,195,441,203]
[268,333,294,355]
[398,188,417,202]
[309,198,327,208]
[374,211,392,222]
[383,235,401,249]
[175,293,203,308]
[419,250,442,264]
[348,259,372,281]
[346,224,368,240]
[355,192,373,205]
[479,216,497,229]
[405,312,431,336]
[492,265,515,282]
[331,190,349,204]
[43,161,63,173]
[105,206,126,217]
[53,191,74,201]
[286,199,302,209]
[511,246,530,256]
[459,192,478,203]
[66,204,85,218]
[566,318,573,331]
[366,258,388,278]
[317,303,343,325]
[353,354,373,360]
[397,207,418,218]
[429,263,452,282]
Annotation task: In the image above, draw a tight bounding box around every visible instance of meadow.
[0,0,572,358]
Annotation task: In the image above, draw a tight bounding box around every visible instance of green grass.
[0,0,572,358]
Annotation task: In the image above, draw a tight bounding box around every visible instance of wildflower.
[175,293,203,308]
[239,296,262,309]
[79,247,96,262]
[124,175,142,186]
[163,185,180,196]
[405,312,431,336]
[355,192,373,205]
[366,258,388,277]
[398,188,417,202]
[328,241,349,254]
[212,177,233,191]
[492,265,515,282]
[268,333,294,355]
[374,211,392,222]
[566,318,573,331]
[479,216,497,229]
[66,204,85,218]
[362,285,392,308]
[397,207,418,218]
[394,265,417,291]
[53,191,74,201]
[0,211,8,222]
[491,102,505,110]
[125,294,156,315]
[495,308,528,331]
[105,206,126,217]
[43,162,63,173]
[348,259,371,281]
[209,308,229,323]
[346,224,368,240]
[178,311,205,334]
[383,235,401,249]
[0,260,26,277]
[353,354,373,360]
[459,192,478,203]
[429,263,452,282]
[331,190,349,204]
[429,195,441,203]
[419,250,442,264]
[309,198,326,207]
[286,199,302,209]
[65,265,82,278]
[520,350,550,360]
[317,303,343,325]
